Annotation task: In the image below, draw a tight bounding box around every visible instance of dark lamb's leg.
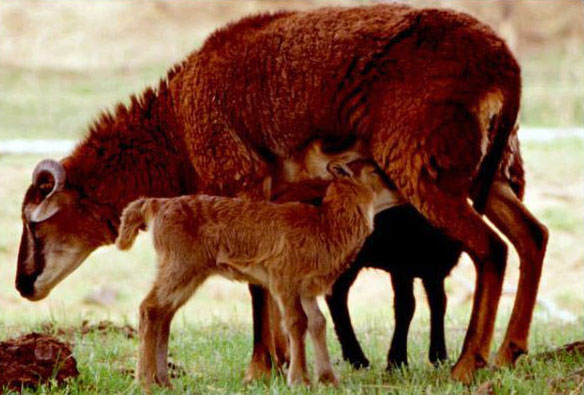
[422,277,448,365]
[325,265,370,369]
[387,275,415,369]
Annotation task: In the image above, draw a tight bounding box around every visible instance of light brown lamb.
[116,162,401,388]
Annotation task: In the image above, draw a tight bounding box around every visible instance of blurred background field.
[1,0,583,140]
[0,1,583,393]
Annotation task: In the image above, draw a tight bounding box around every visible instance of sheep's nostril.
[16,273,38,298]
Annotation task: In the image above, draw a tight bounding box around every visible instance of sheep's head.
[16,159,115,301]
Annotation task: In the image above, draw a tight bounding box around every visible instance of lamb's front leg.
[138,289,164,391]
[301,296,338,386]
[278,295,310,386]
[138,261,209,390]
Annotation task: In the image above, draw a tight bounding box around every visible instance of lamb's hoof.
[494,341,527,369]
[429,350,447,366]
[451,353,486,384]
[156,376,173,390]
[318,370,339,386]
[138,380,154,395]
[348,357,370,369]
[287,372,310,386]
[386,356,407,371]
[243,361,272,383]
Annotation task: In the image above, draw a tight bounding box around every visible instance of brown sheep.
[15,5,547,383]
[116,162,401,388]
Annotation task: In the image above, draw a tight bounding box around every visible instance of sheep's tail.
[473,79,521,214]
[116,198,160,250]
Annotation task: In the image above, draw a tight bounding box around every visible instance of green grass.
[0,138,582,393]
[1,314,583,394]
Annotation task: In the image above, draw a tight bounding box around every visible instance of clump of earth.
[0,333,79,392]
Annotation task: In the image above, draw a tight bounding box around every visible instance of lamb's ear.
[327,161,353,178]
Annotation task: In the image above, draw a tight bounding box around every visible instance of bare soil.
[0,333,79,392]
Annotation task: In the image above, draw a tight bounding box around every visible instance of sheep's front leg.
[277,295,310,386]
[301,297,338,386]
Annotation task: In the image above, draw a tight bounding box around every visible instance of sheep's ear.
[27,197,62,223]
[327,162,353,178]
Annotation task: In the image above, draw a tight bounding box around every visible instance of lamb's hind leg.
[276,294,310,386]
[485,181,549,367]
[301,297,338,386]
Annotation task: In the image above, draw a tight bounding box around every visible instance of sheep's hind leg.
[411,193,507,384]
[485,182,548,367]
[301,297,338,386]
[372,104,508,382]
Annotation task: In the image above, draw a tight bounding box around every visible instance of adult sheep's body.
[16,5,547,384]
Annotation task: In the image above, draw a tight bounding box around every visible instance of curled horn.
[32,159,66,196]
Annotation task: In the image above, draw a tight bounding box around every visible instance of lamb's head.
[279,139,367,185]
[326,160,405,214]
[16,159,115,301]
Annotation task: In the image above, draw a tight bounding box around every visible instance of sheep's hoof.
[451,352,486,384]
[493,341,527,368]
[318,370,339,386]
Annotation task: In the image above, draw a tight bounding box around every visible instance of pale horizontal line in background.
[0,128,583,155]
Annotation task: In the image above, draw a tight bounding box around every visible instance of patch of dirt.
[0,333,79,392]
[41,320,136,339]
[534,340,584,360]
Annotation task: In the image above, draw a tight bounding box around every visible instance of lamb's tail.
[116,198,160,250]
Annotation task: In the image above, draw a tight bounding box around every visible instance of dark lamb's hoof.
[349,358,370,370]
